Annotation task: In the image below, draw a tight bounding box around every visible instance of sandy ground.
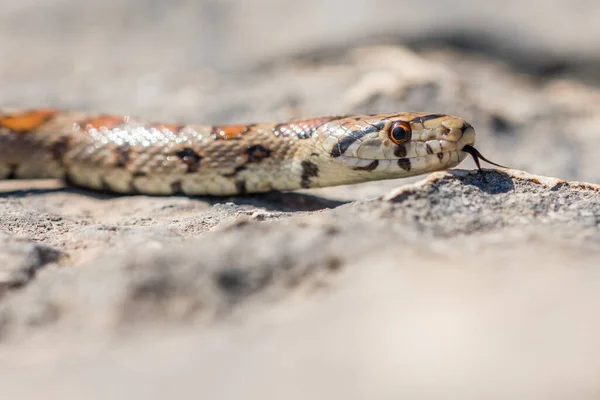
[2,1,600,398]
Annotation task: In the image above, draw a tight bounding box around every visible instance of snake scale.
[0,108,501,196]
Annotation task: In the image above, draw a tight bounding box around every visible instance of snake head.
[315,113,477,184]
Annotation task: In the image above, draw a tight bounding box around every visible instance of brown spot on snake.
[353,160,379,172]
[425,143,434,155]
[50,137,70,163]
[115,145,131,167]
[410,114,445,124]
[5,164,18,179]
[0,109,58,133]
[170,180,183,194]
[100,176,113,193]
[331,124,380,158]
[129,179,140,194]
[301,160,319,188]
[397,158,411,171]
[235,180,247,194]
[246,145,271,163]
[393,144,407,158]
[175,147,202,172]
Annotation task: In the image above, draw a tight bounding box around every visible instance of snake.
[0,108,503,196]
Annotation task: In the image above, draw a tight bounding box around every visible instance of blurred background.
[2,0,600,192]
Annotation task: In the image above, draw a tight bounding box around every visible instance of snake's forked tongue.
[461,144,508,171]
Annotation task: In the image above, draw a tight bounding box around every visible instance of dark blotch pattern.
[128,180,139,194]
[115,145,131,167]
[6,164,18,179]
[50,137,70,164]
[175,147,202,173]
[425,143,434,155]
[362,125,380,135]
[394,144,407,158]
[170,181,183,194]
[353,160,379,172]
[300,160,319,188]
[235,180,247,194]
[331,125,379,157]
[371,121,386,130]
[410,114,445,124]
[397,158,411,171]
[100,176,113,193]
[246,145,272,162]
[437,153,444,162]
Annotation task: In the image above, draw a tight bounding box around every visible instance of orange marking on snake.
[212,124,251,140]
[1,109,59,133]
[81,115,127,130]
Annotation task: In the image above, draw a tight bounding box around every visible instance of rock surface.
[2,0,600,398]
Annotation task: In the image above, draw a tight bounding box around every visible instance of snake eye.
[388,121,412,144]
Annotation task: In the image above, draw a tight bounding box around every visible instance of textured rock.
[2,170,600,399]
[0,233,63,290]
[2,169,600,336]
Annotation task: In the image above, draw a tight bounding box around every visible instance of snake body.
[0,109,477,195]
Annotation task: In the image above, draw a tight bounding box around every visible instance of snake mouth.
[461,145,507,171]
